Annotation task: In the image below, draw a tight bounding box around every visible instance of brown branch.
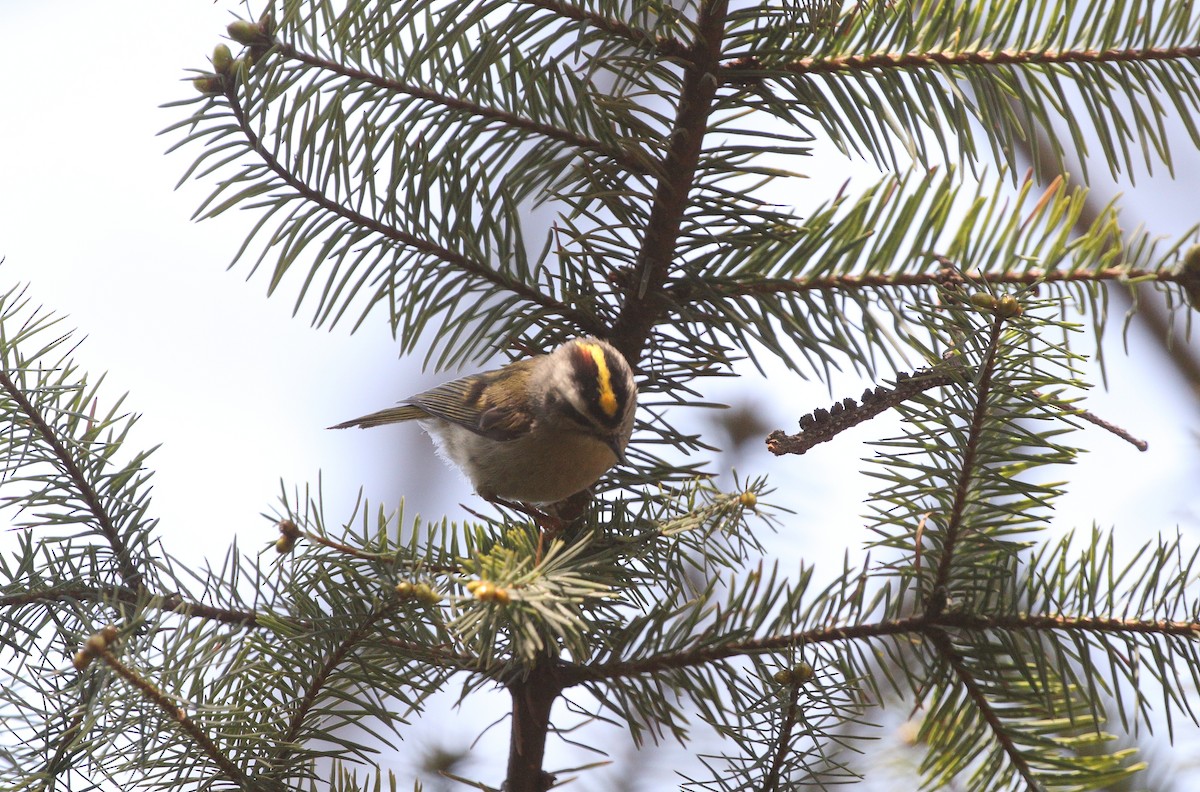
[568,615,928,682]
[767,367,955,455]
[220,82,600,334]
[100,648,252,787]
[611,0,730,363]
[565,611,1200,684]
[737,44,1200,78]
[762,682,804,791]
[518,0,692,60]
[380,635,483,671]
[1,585,261,627]
[0,370,144,590]
[766,366,1149,456]
[278,608,391,750]
[1031,389,1148,451]
[297,528,465,575]
[274,42,654,177]
[928,315,1006,608]
[714,265,1179,298]
[926,628,1040,788]
[506,660,566,792]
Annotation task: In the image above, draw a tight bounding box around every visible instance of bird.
[330,337,637,504]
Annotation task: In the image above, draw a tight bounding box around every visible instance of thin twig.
[275,42,654,177]
[277,608,390,751]
[761,683,803,791]
[565,611,1200,683]
[0,370,143,590]
[100,649,252,787]
[926,628,1040,789]
[1,585,261,627]
[221,82,599,333]
[1032,389,1149,451]
[739,44,1200,77]
[928,315,1006,609]
[767,367,954,456]
[299,529,466,574]
[518,0,692,60]
[712,265,1178,298]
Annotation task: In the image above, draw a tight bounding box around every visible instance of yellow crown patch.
[582,342,619,418]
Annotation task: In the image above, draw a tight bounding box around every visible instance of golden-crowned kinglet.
[331,337,637,503]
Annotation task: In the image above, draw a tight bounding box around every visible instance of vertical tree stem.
[505,662,564,792]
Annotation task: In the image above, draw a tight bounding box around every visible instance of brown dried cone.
[767,369,954,456]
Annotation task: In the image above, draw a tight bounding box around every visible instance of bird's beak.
[608,437,627,466]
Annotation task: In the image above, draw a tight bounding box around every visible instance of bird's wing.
[406,360,537,441]
[328,405,427,429]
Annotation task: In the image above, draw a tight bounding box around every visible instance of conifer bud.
[739,491,758,510]
[74,627,117,671]
[968,292,997,310]
[277,519,301,551]
[212,44,233,75]
[227,19,268,46]
[394,581,415,599]
[414,584,441,604]
[772,662,814,685]
[1179,244,1200,310]
[996,294,1022,318]
[192,75,223,95]
[84,633,108,656]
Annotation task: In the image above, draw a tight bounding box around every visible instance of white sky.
[2,0,1199,789]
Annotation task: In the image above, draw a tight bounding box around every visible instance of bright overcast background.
[3,0,1200,789]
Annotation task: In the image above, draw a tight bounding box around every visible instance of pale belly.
[425,421,618,503]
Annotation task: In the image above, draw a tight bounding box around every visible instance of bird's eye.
[554,397,594,429]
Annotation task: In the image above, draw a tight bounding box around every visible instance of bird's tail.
[328,405,426,429]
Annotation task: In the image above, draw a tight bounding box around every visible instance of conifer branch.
[0,369,143,591]
[220,83,598,332]
[740,44,1200,77]
[1,585,262,627]
[381,635,483,671]
[506,661,565,792]
[926,627,1040,788]
[767,368,955,456]
[611,0,730,362]
[296,526,465,574]
[928,315,1006,610]
[762,683,804,791]
[518,0,692,60]
[99,648,252,787]
[274,42,655,176]
[768,369,1149,456]
[569,612,1200,682]
[278,607,392,753]
[712,264,1180,298]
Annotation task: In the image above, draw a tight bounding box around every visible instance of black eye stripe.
[569,352,630,429]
